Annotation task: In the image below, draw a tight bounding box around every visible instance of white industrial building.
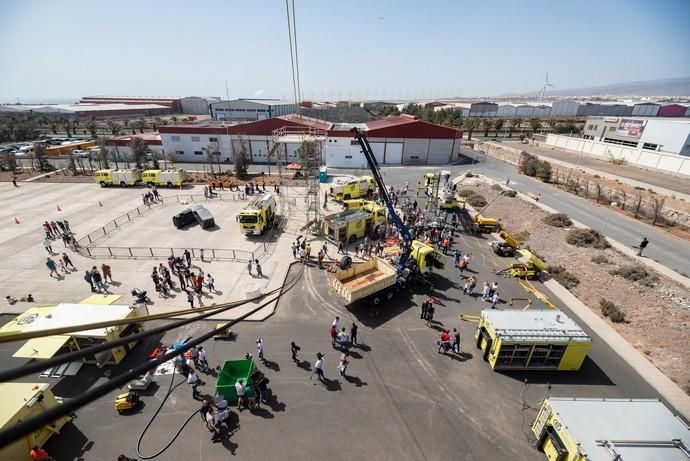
[158,114,462,166]
[209,99,298,121]
[180,96,220,115]
[582,116,690,156]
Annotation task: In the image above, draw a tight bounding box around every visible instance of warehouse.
[550,100,582,117]
[0,103,171,117]
[324,114,463,167]
[210,99,298,121]
[180,96,221,115]
[81,95,182,112]
[582,116,690,155]
[631,102,660,117]
[160,113,462,166]
[532,398,690,460]
[159,114,330,163]
[496,104,518,118]
[469,102,498,118]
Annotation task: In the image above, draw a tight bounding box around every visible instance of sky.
[1,0,689,103]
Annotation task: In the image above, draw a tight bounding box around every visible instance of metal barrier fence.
[80,246,264,262]
[76,192,274,262]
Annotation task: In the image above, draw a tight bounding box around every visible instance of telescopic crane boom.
[351,127,412,265]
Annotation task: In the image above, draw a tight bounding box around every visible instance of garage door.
[285,143,299,162]
[384,143,403,164]
[403,139,429,164]
[427,139,453,164]
[250,140,269,163]
[370,143,385,165]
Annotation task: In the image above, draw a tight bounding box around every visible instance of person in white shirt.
[338,328,350,352]
[187,369,201,399]
[235,379,246,411]
[256,337,264,361]
[311,353,325,383]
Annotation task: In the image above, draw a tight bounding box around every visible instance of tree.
[128,136,148,169]
[482,118,494,137]
[494,118,505,137]
[67,150,77,174]
[510,117,523,137]
[33,143,51,172]
[462,118,478,140]
[132,119,147,134]
[529,118,542,135]
[234,139,249,179]
[86,119,98,138]
[97,137,110,169]
[650,194,666,226]
[203,142,219,175]
[122,119,130,132]
[164,150,176,170]
[60,118,72,138]
[0,152,17,172]
[107,120,121,136]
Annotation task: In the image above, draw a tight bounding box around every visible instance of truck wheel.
[344,194,351,200]
[372,296,381,305]
[146,182,154,187]
[348,235,357,244]
[120,181,126,188]
[339,256,352,270]
[99,181,107,187]
[385,290,394,300]
[167,182,173,188]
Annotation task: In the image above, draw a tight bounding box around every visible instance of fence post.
[87,248,92,257]
[232,250,236,260]
[108,247,113,256]
[127,213,131,221]
[137,208,141,216]
[103,228,107,236]
[150,248,154,257]
[212,249,216,259]
[88,234,92,244]
[129,248,133,257]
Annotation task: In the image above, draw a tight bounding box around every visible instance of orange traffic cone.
[98,201,103,207]
[57,205,62,212]
[14,217,20,224]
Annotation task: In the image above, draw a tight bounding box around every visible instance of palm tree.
[122,119,130,132]
[86,119,98,138]
[529,118,542,135]
[107,120,121,136]
[494,118,505,137]
[132,119,147,134]
[482,118,494,137]
[510,117,523,137]
[462,118,478,141]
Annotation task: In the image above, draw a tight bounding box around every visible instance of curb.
[545,279,690,422]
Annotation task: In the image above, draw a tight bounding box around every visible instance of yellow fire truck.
[238,193,277,236]
[329,176,376,201]
[95,169,141,187]
[141,169,187,187]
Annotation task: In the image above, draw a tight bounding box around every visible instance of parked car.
[172,208,196,229]
[72,149,91,158]
[191,205,215,229]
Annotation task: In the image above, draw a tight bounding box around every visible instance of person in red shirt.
[438,330,451,353]
[30,445,53,461]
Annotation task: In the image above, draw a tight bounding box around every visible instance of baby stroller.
[131,288,151,304]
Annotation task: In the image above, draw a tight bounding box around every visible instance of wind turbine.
[539,71,555,102]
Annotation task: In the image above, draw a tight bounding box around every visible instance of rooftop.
[0,383,50,429]
[0,103,170,114]
[547,398,690,460]
[483,309,590,342]
[365,114,419,130]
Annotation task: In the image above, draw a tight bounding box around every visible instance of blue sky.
[1,0,688,102]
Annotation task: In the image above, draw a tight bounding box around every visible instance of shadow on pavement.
[44,423,93,460]
[344,375,368,387]
[296,360,311,371]
[496,357,615,386]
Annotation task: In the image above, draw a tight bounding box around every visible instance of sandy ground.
[463,178,690,394]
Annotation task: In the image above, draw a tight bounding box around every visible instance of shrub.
[458,188,476,198]
[467,194,487,208]
[566,228,610,249]
[546,265,579,289]
[591,254,609,264]
[542,213,572,228]
[518,152,552,182]
[465,172,474,178]
[491,183,503,191]
[503,190,517,197]
[610,265,658,287]
[513,231,531,244]
[600,298,625,323]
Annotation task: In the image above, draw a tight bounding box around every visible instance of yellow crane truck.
[238,193,277,236]
[329,176,376,201]
[323,208,387,244]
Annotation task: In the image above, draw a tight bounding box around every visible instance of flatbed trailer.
[330,257,398,305]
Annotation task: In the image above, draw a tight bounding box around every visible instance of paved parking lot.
[0,208,662,460]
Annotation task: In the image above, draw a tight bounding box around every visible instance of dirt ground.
[465,177,690,394]
[548,166,690,242]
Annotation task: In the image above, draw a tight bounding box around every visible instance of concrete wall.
[544,134,690,177]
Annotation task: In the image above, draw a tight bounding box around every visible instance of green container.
[216,359,255,401]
